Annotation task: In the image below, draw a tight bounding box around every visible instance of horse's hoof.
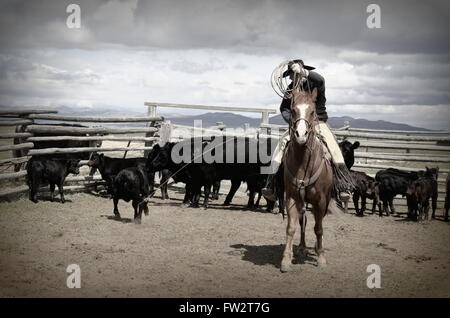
[144,211,149,216]
[223,201,231,206]
[280,263,292,273]
[134,218,142,225]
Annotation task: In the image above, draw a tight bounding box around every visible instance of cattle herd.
[25,136,449,224]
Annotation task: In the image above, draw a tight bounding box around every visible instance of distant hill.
[269,114,430,131]
[0,105,430,131]
[166,113,430,131]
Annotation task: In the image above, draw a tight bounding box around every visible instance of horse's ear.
[311,87,318,102]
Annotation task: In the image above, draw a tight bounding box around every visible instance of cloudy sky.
[0,0,449,129]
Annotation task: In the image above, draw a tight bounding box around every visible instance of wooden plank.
[0,142,34,152]
[0,185,28,197]
[354,152,450,163]
[28,146,153,155]
[348,127,450,135]
[28,114,164,122]
[0,156,29,166]
[347,140,449,152]
[0,119,33,126]
[0,109,57,116]
[158,121,173,146]
[145,102,277,114]
[0,170,27,181]
[26,135,158,142]
[65,175,103,182]
[353,163,450,173]
[0,132,33,139]
[26,125,158,135]
[335,130,450,142]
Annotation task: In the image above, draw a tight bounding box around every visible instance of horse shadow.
[229,243,317,268]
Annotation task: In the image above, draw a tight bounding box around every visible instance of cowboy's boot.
[262,174,276,202]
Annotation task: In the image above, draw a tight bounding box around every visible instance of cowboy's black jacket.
[280,71,328,123]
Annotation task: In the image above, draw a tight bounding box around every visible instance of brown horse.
[281,88,333,272]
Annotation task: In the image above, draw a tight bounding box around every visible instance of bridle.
[284,95,328,229]
[289,117,313,141]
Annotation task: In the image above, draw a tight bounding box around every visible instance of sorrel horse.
[281,87,333,272]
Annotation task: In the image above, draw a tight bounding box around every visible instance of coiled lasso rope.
[270,60,307,99]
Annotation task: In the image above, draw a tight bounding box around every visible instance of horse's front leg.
[281,195,299,273]
[313,198,327,267]
[298,211,307,259]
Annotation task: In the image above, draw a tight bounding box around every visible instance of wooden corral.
[1,103,449,218]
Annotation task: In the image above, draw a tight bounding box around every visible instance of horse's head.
[289,87,318,145]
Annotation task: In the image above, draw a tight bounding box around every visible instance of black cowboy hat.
[282,59,315,77]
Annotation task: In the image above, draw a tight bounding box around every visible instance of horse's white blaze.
[295,103,309,142]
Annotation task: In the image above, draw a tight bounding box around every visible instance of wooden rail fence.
[1,103,449,219]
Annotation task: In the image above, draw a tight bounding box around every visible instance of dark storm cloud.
[0,0,448,54]
[0,0,449,129]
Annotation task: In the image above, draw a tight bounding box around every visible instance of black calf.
[350,170,379,216]
[87,153,154,194]
[111,167,150,224]
[27,156,80,203]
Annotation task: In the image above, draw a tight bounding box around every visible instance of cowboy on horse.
[262,59,353,203]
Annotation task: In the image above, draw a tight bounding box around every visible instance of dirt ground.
[0,186,449,298]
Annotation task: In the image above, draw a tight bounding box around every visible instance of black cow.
[27,156,80,203]
[87,153,154,194]
[339,140,360,169]
[375,168,419,216]
[406,167,439,220]
[110,167,150,224]
[146,136,274,209]
[209,136,274,207]
[146,141,216,208]
[418,167,439,218]
[350,170,379,216]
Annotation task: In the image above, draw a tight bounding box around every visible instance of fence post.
[159,120,173,145]
[144,104,158,158]
[244,123,250,136]
[14,115,34,171]
[261,111,269,125]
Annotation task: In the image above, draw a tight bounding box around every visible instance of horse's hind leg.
[281,197,299,273]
